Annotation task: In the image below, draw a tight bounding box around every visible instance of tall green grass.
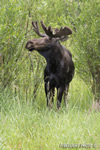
[0,77,100,150]
[0,107,100,150]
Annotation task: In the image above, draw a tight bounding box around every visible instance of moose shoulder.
[26,21,75,109]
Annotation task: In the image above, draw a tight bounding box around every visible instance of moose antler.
[32,21,46,37]
[32,21,72,41]
[41,21,72,40]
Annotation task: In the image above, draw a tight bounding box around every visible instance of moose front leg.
[57,87,64,109]
[45,82,54,107]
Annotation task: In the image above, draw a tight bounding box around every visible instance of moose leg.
[51,88,55,104]
[57,87,64,109]
[45,81,50,106]
[64,84,69,107]
[45,82,54,107]
[48,88,55,108]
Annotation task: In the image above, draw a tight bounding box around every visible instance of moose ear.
[58,36,69,42]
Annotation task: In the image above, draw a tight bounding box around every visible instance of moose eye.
[44,38,49,42]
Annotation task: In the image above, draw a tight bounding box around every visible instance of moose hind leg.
[64,84,69,107]
[48,88,55,108]
[45,81,50,106]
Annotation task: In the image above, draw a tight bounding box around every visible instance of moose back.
[26,21,75,109]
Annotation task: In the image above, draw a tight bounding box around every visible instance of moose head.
[26,21,72,51]
[26,21,74,109]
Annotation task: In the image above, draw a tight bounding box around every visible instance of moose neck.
[37,41,63,63]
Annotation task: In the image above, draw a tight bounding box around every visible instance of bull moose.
[26,21,75,109]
